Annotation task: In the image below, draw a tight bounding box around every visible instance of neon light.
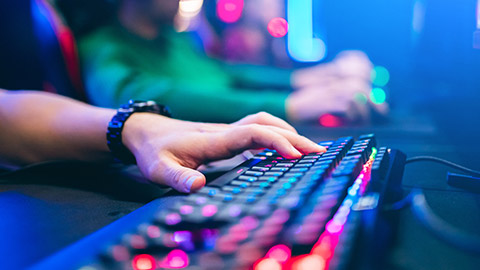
[476,0,480,29]
[292,254,326,270]
[202,204,218,217]
[370,88,387,104]
[173,231,192,244]
[354,92,368,105]
[217,0,244,23]
[132,254,156,270]
[179,205,193,215]
[159,249,190,269]
[319,114,343,127]
[268,17,288,38]
[371,66,390,87]
[287,0,326,62]
[266,244,291,263]
[146,225,162,239]
[254,258,282,270]
[178,0,203,18]
[412,1,426,34]
[165,213,181,225]
[411,0,426,47]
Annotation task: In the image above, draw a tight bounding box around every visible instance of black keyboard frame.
[32,136,406,270]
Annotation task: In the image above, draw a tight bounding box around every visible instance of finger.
[233,112,298,134]
[262,126,326,155]
[223,125,324,159]
[148,157,207,193]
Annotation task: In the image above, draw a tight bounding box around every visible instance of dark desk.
[1,117,479,270]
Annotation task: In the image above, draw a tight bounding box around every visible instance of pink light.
[266,244,291,263]
[165,213,181,225]
[268,17,288,38]
[217,0,244,23]
[325,220,343,234]
[132,254,156,270]
[236,168,244,174]
[202,204,218,217]
[319,114,343,127]
[179,205,193,215]
[129,235,147,250]
[240,215,259,230]
[291,254,326,270]
[146,225,162,239]
[159,249,190,269]
[111,245,130,262]
[254,258,282,270]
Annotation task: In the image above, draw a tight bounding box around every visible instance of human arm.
[0,89,325,192]
[79,28,290,123]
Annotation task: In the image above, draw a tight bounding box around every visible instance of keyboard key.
[238,176,258,182]
[251,166,270,172]
[244,170,264,176]
[230,181,251,188]
[270,167,289,172]
[264,172,283,176]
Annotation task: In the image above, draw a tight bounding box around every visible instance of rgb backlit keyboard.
[32,134,406,270]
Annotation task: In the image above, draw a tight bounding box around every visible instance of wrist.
[106,100,171,164]
[121,113,171,155]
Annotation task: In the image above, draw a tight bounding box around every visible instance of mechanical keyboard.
[32,134,406,270]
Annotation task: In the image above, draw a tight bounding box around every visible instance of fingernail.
[317,145,327,152]
[184,175,198,193]
[290,146,302,157]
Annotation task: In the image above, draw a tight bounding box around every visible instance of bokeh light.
[159,249,190,269]
[370,88,387,104]
[354,92,368,105]
[476,0,480,29]
[268,17,288,38]
[266,244,291,263]
[319,114,343,127]
[132,254,156,270]
[292,254,326,270]
[217,0,244,23]
[254,258,282,270]
[287,0,327,62]
[371,66,390,87]
[178,0,204,18]
[175,0,204,32]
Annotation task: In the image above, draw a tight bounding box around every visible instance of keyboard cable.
[384,156,480,254]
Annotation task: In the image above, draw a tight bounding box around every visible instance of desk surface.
[1,117,479,270]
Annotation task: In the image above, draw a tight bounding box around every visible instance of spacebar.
[208,159,263,188]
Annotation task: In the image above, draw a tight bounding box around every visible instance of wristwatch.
[107,100,171,164]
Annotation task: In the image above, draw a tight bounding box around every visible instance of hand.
[287,77,374,122]
[122,112,326,193]
[288,50,389,123]
[291,50,373,89]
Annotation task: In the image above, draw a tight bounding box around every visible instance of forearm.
[0,90,115,165]
[84,67,290,123]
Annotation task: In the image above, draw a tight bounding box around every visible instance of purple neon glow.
[165,213,181,225]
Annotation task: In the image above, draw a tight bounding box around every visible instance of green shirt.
[79,25,293,122]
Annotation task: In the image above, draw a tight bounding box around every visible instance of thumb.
[162,161,206,193]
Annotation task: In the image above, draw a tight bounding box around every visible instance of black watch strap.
[107,100,171,164]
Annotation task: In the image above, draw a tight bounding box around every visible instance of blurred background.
[1,0,479,141]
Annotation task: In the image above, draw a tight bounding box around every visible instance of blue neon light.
[287,0,326,62]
